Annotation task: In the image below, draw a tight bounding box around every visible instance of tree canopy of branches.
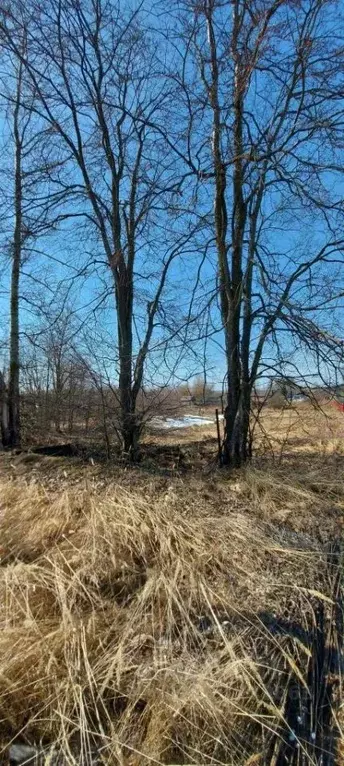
[167,0,344,464]
[0,0,199,456]
[0,32,68,446]
[0,0,343,464]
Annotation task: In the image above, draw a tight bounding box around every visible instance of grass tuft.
[0,460,342,764]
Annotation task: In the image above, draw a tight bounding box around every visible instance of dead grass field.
[0,403,343,764]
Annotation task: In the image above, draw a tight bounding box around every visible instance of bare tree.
[0,50,30,447]
[170,0,344,465]
[7,58,23,447]
[0,33,70,447]
[0,0,196,457]
[2,0,343,465]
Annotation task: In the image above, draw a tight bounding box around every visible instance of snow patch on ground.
[149,414,221,430]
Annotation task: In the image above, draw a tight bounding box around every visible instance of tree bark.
[116,264,138,457]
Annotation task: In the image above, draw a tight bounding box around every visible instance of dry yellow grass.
[253,401,344,457]
[155,401,344,451]
[0,479,340,763]
[0,404,343,764]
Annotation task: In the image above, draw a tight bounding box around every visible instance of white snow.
[149,414,217,430]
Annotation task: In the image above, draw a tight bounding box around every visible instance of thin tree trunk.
[0,371,10,448]
[54,390,62,433]
[8,62,23,449]
[99,385,111,459]
[8,236,21,447]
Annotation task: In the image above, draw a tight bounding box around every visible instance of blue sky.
[0,0,343,392]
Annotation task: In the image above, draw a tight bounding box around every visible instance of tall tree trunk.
[207,0,246,467]
[8,63,23,449]
[116,268,139,458]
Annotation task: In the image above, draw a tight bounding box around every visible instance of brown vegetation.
[0,404,343,763]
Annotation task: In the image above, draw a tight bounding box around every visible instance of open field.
[0,403,344,764]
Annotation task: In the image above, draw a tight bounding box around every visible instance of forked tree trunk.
[223,384,251,467]
[206,0,248,467]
